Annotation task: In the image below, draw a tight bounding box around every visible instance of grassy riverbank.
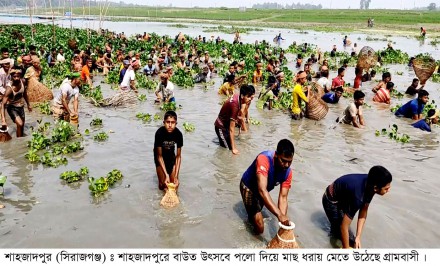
[29,7,440,36]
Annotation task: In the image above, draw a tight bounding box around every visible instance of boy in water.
[154,111,183,191]
[338,90,365,128]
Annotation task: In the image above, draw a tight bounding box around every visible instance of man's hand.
[278,214,289,225]
[164,174,170,185]
[27,106,32,112]
[354,236,361,249]
[232,148,240,155]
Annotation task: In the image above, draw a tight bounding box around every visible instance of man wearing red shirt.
[332,67,345,91]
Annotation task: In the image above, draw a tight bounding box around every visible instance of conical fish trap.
[101,91,138,107]
[26,79,54,103]
[306,90,329,121]
[160,183,180,208]
[0,126,12,143]
[413,57,436,85]
[267,222,299,249]
[357,46,377,70]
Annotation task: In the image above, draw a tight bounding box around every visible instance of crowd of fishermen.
[0,27,439,248]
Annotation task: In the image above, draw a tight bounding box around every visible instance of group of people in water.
[0,26,437,248]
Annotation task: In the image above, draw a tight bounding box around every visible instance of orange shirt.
[81,65,90,82]
[373,87,391,104]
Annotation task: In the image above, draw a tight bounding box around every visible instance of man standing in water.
[322,166,392,248]
[214,84,255,155]
[239,139,294,234]
[1,68,31,137]
[291,71,309,120]
[154,111,183,191]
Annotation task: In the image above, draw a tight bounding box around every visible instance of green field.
[32,7,440,34]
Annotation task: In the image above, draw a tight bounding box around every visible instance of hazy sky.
[122,0,439,9]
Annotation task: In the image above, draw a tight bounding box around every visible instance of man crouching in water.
[239,139,295,234]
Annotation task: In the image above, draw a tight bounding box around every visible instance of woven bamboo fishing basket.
[310,82,325,98]
[413,57,437,85]
[101,91,138,107]
[357,46,377,70]
[70,114,79,127]
[306,90,329,121]
[68,39,78,50]
[26,79,54,103]
[267,222,299,249]
[0,126,12,143]
[160,183,180,208]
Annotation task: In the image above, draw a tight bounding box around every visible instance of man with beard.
[239,139,295,234]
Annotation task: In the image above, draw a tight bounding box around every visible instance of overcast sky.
[122,0,439,9]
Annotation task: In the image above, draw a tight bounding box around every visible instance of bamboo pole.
[29,0,34,41]
[49,0,56,43]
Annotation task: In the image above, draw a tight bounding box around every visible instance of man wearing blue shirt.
[395,90,429,120]
[322,166,392,249]
[412,109,439,132]
[322,86,343,104]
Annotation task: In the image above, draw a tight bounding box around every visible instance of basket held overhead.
[413,57,436,85]
[357,46,377,70]
[267,221,300,249]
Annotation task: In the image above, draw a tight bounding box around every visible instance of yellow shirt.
[291,84,308,114]
[218,82,234,96]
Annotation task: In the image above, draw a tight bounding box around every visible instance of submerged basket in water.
[160,183,180,208]
[306,90,329,121]
[267,222,299,249]
[413,57,437,85]
[0,126,12,143]
[357,46,377,70]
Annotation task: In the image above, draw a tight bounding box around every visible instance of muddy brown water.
[0,18,440,248]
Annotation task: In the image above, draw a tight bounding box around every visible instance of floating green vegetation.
[60,167,90,183]
[93,131,109,142]
[88,169,124,197]
[182,122,195,132]
[90,118,103,126]
[375,124,410,143]
[248,117,262,125]
[35,101,52,115]
[136,112,152,122]
[168,24,189,28]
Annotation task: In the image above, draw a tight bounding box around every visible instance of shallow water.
[1,18,440,248]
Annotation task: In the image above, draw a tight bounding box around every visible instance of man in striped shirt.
[373,81,394,104]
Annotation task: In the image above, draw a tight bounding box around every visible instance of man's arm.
[355,204,369,249]
[1,87,11,125]
[72,95,79,115]
[170,147,182,188]
[278,186,289,216]
[155,147,170,184]
[61,92,72,115]
[341,214,353,248]
[229,120,238,155]
[359,114,365,126]
[257,173,288,224]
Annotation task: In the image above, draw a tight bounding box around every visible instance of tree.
[428,3,437,10]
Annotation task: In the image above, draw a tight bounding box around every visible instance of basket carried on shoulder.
[306,90,329,121]
[413,57,437,85]
[267,222,299,249]
[160,183,180,208]
[357,46,377,70]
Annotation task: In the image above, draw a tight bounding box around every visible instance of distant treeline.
[1,0,128,8]
[252,2,322,9]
